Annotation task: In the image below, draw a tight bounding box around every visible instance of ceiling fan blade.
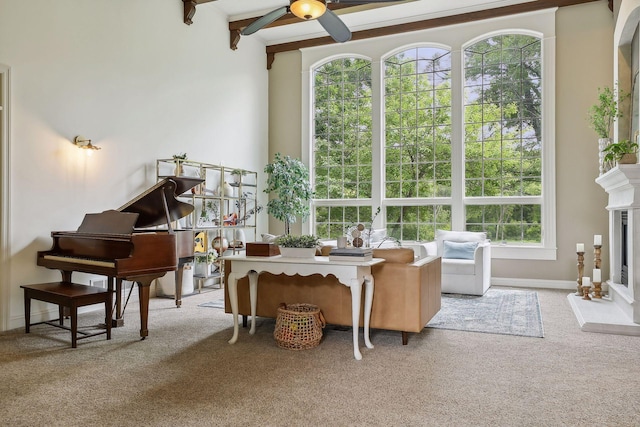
[317,9,352,43]
[241,6,288,36]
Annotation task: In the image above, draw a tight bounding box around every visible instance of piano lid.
[117,176,203,228]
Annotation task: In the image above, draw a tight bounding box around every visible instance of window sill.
[491,244,556,261]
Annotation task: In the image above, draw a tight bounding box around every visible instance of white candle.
[593,269,602,283]
[576,243,585,252]
[594,235,602,246]
[582,277,591,287]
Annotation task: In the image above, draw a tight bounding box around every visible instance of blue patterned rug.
[427,288,544,338]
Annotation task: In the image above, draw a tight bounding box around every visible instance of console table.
[224,254,384,360]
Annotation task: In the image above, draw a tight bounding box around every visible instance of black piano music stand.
[21,281,113,348]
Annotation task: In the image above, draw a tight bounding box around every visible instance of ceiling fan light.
[290,0,327,20]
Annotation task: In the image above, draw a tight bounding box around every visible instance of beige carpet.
[1,286,640,426]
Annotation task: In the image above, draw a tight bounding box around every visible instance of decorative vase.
[619,153,638,164]
[233,228,246,248]
[278,247,317,258]
[598,138,611,175]
[223,181,234,197]
[174,161,183,177]
[213,236,229,253]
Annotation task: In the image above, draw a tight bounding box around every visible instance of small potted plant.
[172,153,188,176]
[588,84,629,174]
[194,251,217,276]
[275,234,319,258]
[602,139,639,166]
[230,168,247,184]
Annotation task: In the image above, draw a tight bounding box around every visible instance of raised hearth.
[571,165,640,336]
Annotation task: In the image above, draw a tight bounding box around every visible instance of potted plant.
[588,85,629,174]
[172,152,188,176]
[275,234,319,258]
[602,139,639,166]
[230,168,247,184]
[263,153,314,235]
[194,251,217,276]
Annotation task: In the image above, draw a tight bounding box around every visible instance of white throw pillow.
[442,240,478,259]
[435,229,487,256]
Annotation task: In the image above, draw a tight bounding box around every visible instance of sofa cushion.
[436,230,487,256]
[442,240,478,260]
[441,258,476,275]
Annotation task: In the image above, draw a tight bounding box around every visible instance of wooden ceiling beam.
[183,0,218,25]
[262,0,605,68]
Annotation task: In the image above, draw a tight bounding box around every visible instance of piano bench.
[21,281,113,348]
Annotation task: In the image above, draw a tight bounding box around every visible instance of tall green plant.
[264,153,314,235]
[588,85,629,139]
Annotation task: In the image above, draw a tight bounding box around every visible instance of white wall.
[268,2,614,284]
[0,0,270,330]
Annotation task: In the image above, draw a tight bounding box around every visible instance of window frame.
[301,9,557,260]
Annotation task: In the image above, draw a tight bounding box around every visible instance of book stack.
[328,247,373,262]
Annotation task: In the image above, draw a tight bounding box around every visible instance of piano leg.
[174,261,185,308]
[111,277,125,327]
[137,281,150,339]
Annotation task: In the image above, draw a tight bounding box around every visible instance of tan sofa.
[224,247,441,345]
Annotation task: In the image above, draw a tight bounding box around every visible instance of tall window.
[384,46,452,241]
[308,27,551,257]
[313,58,374,238]
[463,34,542,243]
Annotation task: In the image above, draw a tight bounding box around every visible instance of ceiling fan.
[241,0,407,43]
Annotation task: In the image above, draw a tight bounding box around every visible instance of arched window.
[463,34,543,243]
[312,57,373,239]
[384,46,452,241]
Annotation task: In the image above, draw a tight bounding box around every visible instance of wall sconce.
[73,135,101,152]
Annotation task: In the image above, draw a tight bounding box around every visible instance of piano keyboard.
[43,255,116,268]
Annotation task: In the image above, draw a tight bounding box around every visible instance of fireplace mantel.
[595,165,640,210]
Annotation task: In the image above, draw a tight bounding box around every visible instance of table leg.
[227,272,239,344]
[349,278,363,361]
[248,271,258,335]
[363,273,374,350]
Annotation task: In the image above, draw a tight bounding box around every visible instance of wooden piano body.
[37,177,203,339]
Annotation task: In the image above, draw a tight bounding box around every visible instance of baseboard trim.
[491,277,575,290]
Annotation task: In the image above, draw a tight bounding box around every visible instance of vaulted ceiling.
[182,0,608,68]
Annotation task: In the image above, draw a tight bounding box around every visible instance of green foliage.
[312,35,545,244]
[588,85,629,139]
[172,152,187,160]
[602,139,639,163]
[264,153,314,235]
[275,234,319,248]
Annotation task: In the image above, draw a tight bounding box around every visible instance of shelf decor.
[156,158,259,290]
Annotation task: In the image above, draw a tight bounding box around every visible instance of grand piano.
[37,176,203,339]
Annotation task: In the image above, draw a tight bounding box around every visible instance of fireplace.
[621,210,629,286]
[570,165,640,335]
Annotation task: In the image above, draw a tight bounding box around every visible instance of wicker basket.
[274,303,326,350]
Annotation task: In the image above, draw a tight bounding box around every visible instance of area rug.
[426,288,544,338]
[199,299,225,309]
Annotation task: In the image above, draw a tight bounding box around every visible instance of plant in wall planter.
[263,153,314,235]
[275,234,319,258]
[602,139,639,166]
[588,84,629,174]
